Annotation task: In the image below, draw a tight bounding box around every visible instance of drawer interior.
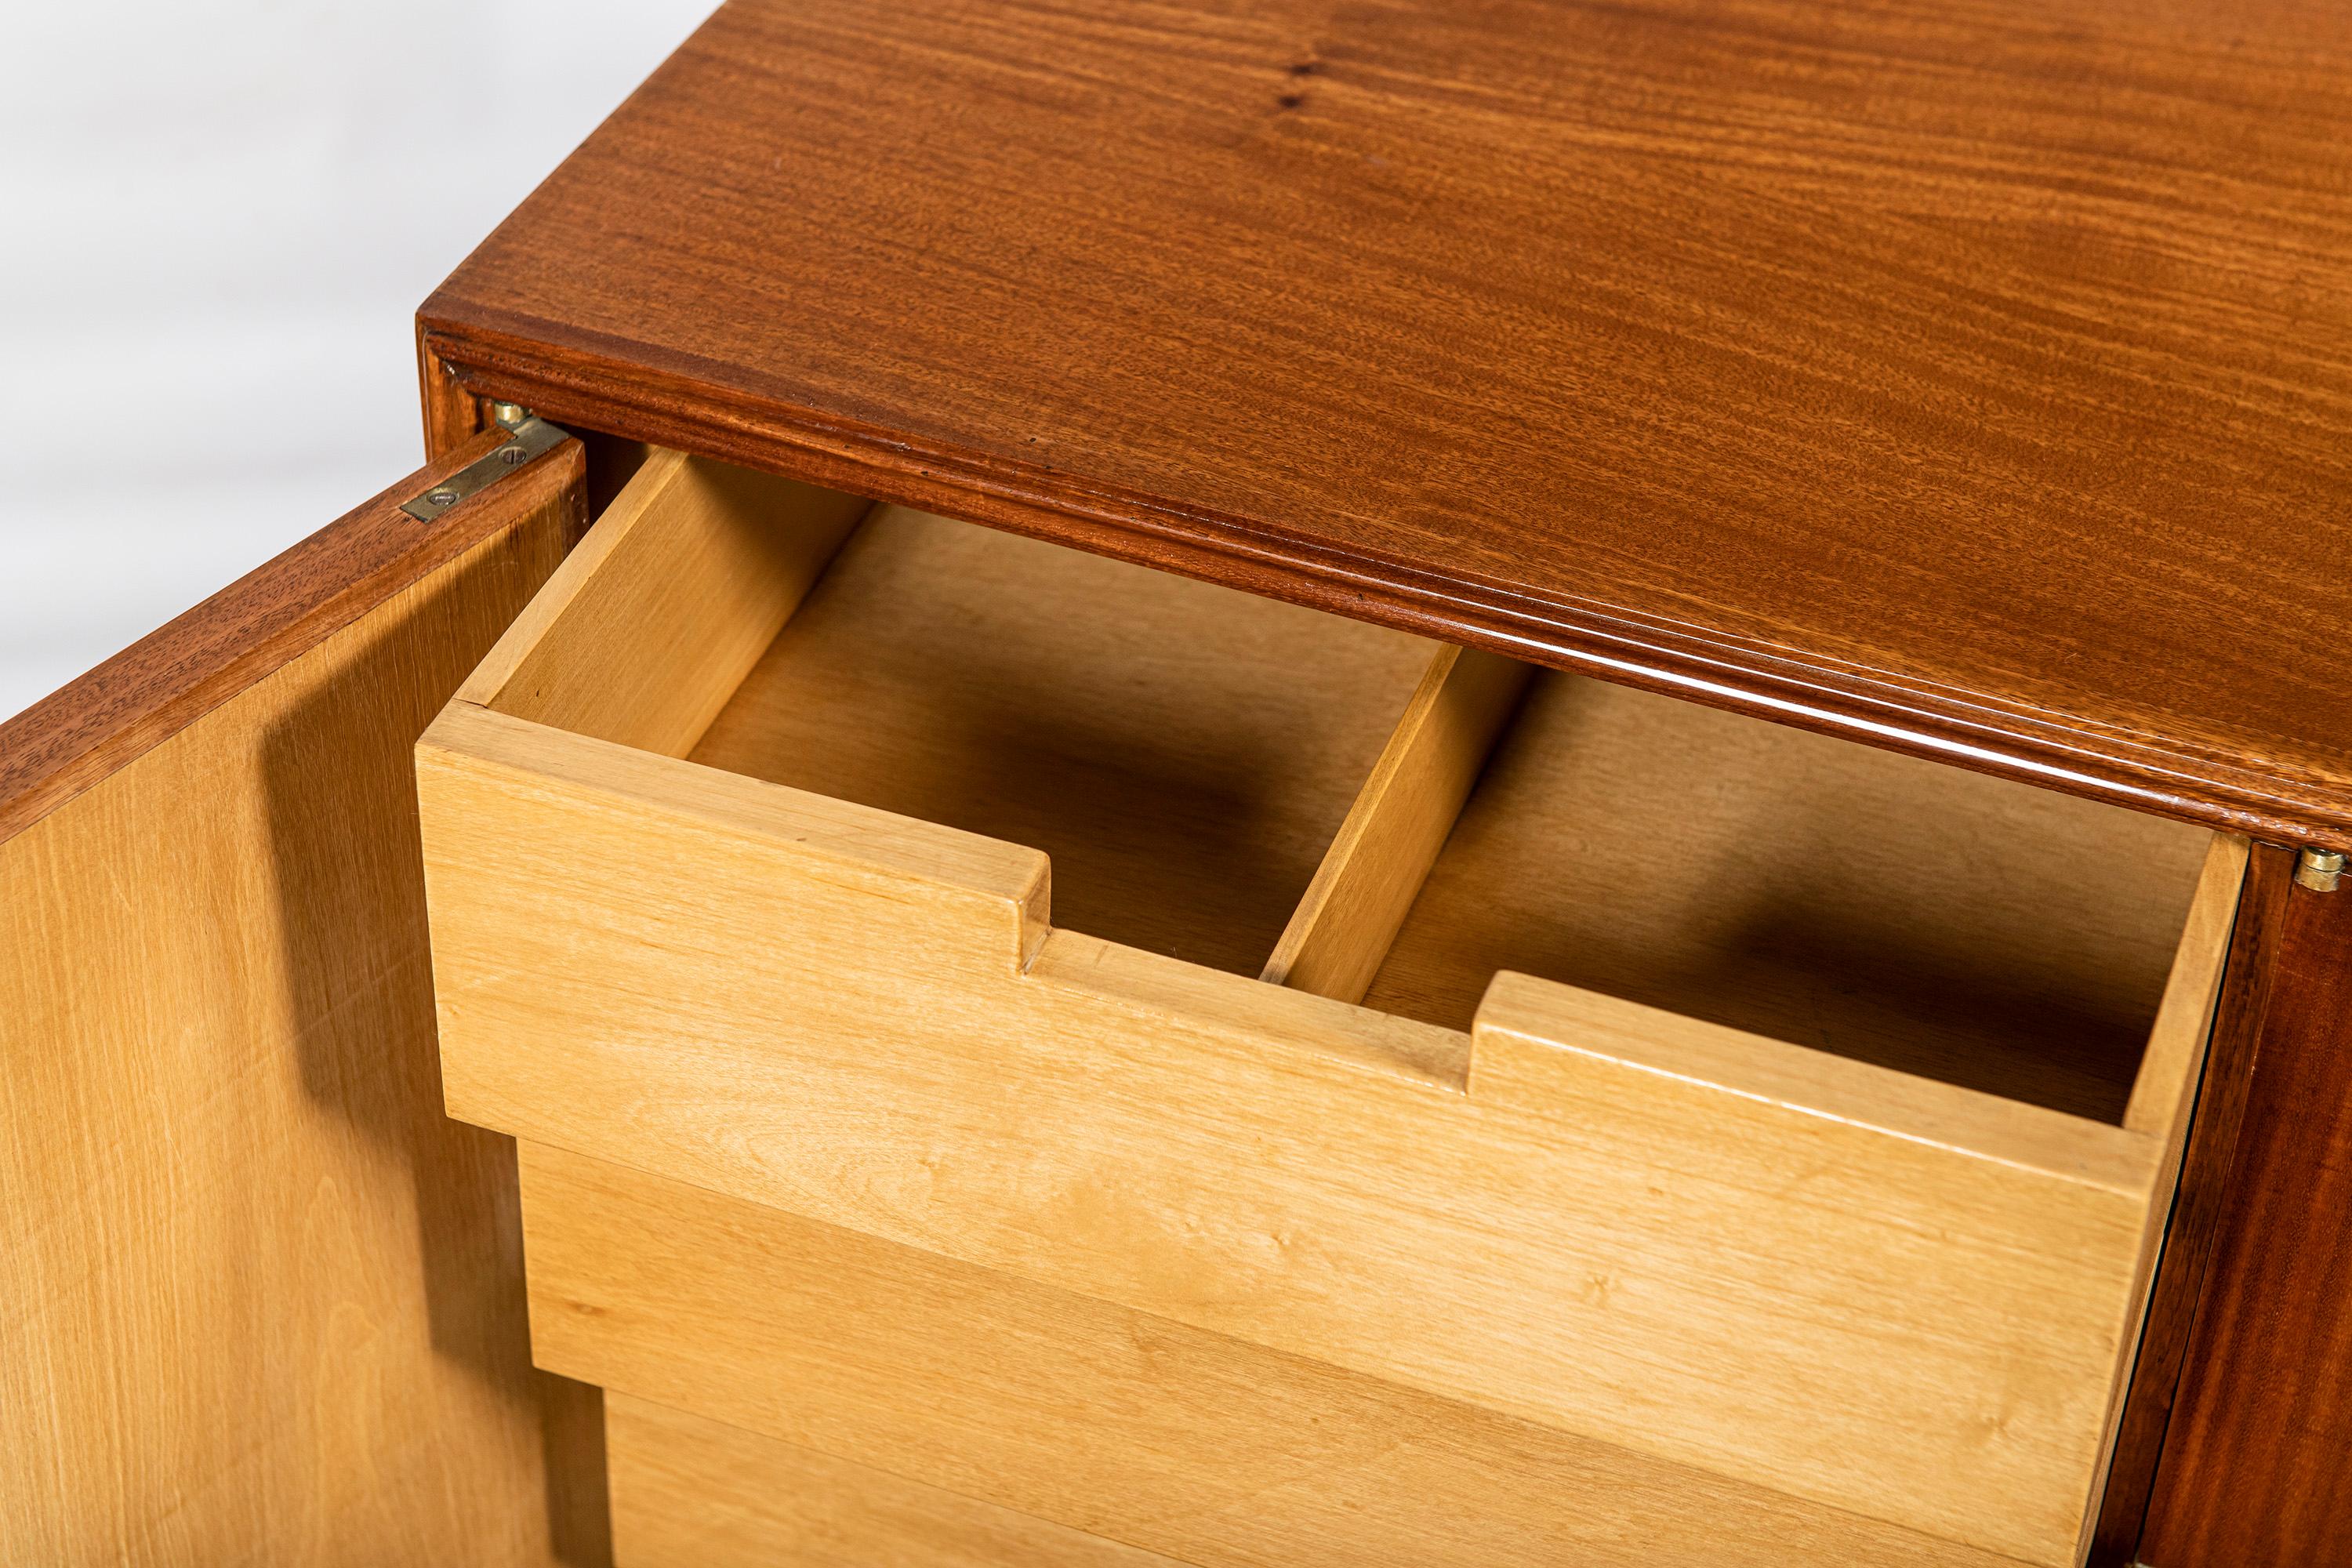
[1361,674,2215,1123]
[461,451,2225,1124]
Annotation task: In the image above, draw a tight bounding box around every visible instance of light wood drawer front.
[607,1392,1176,1568]
[531,1142,2024,1568]
[423,449,2246,1565]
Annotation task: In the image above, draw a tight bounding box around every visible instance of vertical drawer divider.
[1262,645,1532,1005]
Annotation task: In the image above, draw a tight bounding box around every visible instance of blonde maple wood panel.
[606,1394,1185,1568]
[1366,671,2218,1123]
[418,699,2238,1565]
[0,511,579,1564]
[528,1143,2031,1568]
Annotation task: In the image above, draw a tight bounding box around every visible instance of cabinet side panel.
[2139,877,2352,1564]
[0,488,578,1564]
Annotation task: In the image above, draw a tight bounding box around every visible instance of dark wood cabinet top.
[420,0,2352,847]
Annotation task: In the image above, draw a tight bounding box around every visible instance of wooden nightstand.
[6,4,2347,1565]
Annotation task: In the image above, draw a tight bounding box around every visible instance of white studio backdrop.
[0,1,720,724]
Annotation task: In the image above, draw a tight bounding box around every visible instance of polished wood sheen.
[420,0,2352,847]
[2138,878,2352,1565]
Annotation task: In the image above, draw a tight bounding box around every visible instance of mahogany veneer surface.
[422,0,2352,845]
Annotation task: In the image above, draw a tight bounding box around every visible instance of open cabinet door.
[0,425,604,1566]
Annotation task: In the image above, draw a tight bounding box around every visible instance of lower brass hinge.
[2296,849,2345,893]
[400,405,568,522]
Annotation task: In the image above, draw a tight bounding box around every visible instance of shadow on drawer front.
[417,450,2245,1568]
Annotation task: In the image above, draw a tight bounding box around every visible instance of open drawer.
[417,450,2244,1567]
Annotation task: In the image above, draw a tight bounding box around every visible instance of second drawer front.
[522,1142,2024,1568]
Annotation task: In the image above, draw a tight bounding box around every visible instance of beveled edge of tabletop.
[419,308,2351,856]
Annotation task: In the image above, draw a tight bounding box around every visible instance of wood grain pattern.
[2138,876,2352,1566]
[419,693,2232,1563]
[533,1145,2027,1568]
[1263,644,1529,1004]
[1365,671,2214,1123]
[606,1395,1184,1568]
[686,501,1432,978]
[0,458,584,1565]
[419,0,2352,848]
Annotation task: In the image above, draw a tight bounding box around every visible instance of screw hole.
[427,488,459,506]
[499,445,528,466]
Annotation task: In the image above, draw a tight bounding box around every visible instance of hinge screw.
[2296,849,2346,893]
[488,401,529,430]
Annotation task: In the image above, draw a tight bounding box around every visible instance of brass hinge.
[400,404,568,522]
[2296,848,2345,893]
